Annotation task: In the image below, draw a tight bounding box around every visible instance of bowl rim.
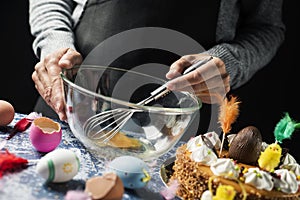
[60,65,202,114]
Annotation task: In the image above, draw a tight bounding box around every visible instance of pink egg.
[29,117,62,152]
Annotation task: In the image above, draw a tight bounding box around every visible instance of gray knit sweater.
[29,0,285,89]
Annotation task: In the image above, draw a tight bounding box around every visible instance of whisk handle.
[182,56,213,75]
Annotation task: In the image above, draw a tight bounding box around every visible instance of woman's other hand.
[166,54,230,104]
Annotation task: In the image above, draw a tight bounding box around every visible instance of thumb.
[58,48,83,68]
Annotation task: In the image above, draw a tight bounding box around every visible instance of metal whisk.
[83,56,213,143]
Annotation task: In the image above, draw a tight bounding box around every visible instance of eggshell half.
[36,148,80,183]
[107,156,151,189]
[85,172,124,200]
[0,100,15,126]
[29,117,62,152]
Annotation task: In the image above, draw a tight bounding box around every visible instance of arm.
[208,0,285,89]
[29,0,78,59]
[166,0,285,104]
[29,0,83,121]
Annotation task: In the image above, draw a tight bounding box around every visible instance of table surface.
[0,113,181,200]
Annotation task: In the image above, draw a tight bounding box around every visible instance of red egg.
[29,117,62,152]
[0,100,15,126]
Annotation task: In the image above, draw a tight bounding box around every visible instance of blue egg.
[107,156,151,189]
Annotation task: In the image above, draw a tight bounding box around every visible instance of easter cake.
[168,96,300,200]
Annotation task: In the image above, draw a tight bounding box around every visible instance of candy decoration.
[258,143,282,172]
[205,176,247,200]
[212,185,236,200]
[160,179,179,200]
[218,95,241,156]
[0,149,28,178]
[274,112,300,143]
[65,190,91,200]
[258,112,300,172]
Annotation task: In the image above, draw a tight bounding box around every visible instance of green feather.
[294,123,300,129]
[274,113,299,143]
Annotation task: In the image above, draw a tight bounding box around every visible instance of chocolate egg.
[228,126,262,164]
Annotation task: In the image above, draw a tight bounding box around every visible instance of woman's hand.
[166,54,230,104]
[32,48,82,121]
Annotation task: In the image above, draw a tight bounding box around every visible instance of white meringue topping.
[203,131,221,150]
[200,190,213,200]
[282,153,298,165]
[187,135,204,152]
[244,167,274,191]
[210,158,239,179]
[190,144,218,166]
[273,169,298,194]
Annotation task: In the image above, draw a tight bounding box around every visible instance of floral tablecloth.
[0,113,181,200]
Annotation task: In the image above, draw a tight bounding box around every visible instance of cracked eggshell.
[36,148,80,183]
[29,117,62,152]
[85,172,124,200]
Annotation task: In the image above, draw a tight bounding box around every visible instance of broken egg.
[228,126,262,164]
[29,117,62,152]
[85,172,124,200]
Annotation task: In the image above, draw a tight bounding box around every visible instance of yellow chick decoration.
[258,113,300,172]
[212,185,236,200]
[258,143,282,172]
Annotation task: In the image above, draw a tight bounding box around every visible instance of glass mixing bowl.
[61,65,201,161]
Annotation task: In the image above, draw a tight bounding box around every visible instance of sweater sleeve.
[29,0,78,59]
[207,0,285,89]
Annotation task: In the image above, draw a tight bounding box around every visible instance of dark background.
[0,1,299,161]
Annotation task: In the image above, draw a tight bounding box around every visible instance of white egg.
[36,148,80,183]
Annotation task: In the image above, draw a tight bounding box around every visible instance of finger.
[175,73,227,92]
[36,73,66,121]
[166,57,193,79]
[34,61,54,91]
[58,48,83,68]
[33,71,58,113]
[167,58,219,90]
[49,76,64,110]
[193,74,230,94]
[196,88,229,104]
[197,93,219,104]
[33,63,58,112]
[166,54,210,79]
[175,79,230,104]
[32,71,49,102]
